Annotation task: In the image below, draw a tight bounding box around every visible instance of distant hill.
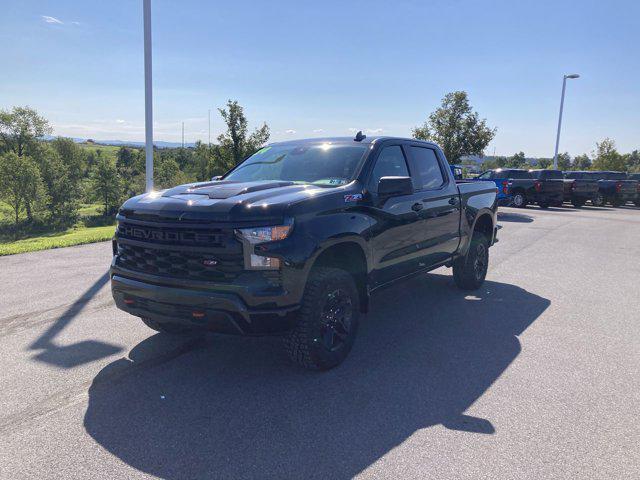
[42,135,197,149]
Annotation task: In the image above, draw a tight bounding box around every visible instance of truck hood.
[119,180,333,224]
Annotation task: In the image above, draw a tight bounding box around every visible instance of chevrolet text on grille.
[119,225,219,243]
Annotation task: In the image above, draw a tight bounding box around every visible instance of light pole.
[143,0,154,192]
[553,73,580,169]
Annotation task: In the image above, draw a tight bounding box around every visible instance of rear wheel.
[284,267,360,370]
[538,202,550,209]
[453,232,489,291]
[140,317,193,334]
[571,199,584,208]
[512,192,527,208]
[592,192,604,207]
[612,198,623,207]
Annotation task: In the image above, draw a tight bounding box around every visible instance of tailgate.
[540,179,564,194]
[573,180,599,194]
[618,180,638,194]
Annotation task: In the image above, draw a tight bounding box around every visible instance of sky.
[1,0,638,157]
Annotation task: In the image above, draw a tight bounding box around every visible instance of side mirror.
[377,176,414,197]
[211,175,222,181]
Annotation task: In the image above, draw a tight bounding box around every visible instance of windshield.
[224,143,368,186]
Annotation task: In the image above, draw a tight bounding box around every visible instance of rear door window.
[506,170,531,179]
[409,146,445,190]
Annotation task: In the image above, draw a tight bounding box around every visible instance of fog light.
[249,254,281,269]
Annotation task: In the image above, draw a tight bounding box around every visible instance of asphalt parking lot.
[1,205,639,479]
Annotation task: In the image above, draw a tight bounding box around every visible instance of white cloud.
[348,128,358,133]
[71,21,81,25]
[285,129,296,134]
[115,119,126,124]
[366,128,384,134]
[42,15,63,24]
[312,128,324,133]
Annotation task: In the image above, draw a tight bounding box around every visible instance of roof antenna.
[354,130,366,142]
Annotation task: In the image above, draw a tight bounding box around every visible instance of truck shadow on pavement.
[29,271,122,368]
[84,273,549,479]
[497,212,534,223]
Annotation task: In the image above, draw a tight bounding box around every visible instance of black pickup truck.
[508,169,564,208]
[562,171,600,207]
[590,171,638,207]
[628,173,640,206]
[111,135,498,370]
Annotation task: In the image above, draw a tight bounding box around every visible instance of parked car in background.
[450,164,464,180]
[562,171,600,207]
[590,171,638,207]
[627,173,640,206]
[474,168,529,206]
[505,169,563,208]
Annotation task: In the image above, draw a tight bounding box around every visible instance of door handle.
[448,196,459,206]
[411,202,423,212]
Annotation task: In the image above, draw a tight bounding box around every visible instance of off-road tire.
[284,267,360,370]
[140,317,193,334]
[453,232,489,291]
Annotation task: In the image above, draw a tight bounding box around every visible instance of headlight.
[236,221,293,269]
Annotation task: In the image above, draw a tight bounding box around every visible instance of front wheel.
[453,232,489,291]
[284,267,360,370]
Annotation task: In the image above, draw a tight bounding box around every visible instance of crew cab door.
[365,143,432,287]
[405,142,462,265]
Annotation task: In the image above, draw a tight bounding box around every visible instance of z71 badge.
[344,194,363,203]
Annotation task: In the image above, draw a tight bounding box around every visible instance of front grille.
[117,242,244,282]
[115,220,245,282]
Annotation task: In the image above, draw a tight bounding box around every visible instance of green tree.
[573,154,591,170]
[51,137,86,180]
[505,151,527,168]
[191,141,215,181]
[623,150,640,173]
[154,156,189,189]
[0,152,47,225]
[0,106,52,157]
[591,138,625,171]
[38,147,81,225]
[214,100,270,172]
[412,91,496,163]
[90,156,122,216]
[556,152,571,171]
[537,158,553,169]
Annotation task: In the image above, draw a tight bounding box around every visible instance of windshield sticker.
[344,193,363,203]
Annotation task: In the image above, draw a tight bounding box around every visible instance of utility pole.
[553,73,580,169]
[143,0,153,191]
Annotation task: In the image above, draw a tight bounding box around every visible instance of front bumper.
[111,271,299,335]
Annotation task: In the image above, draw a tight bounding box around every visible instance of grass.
[0,224,115,256]
[0,202,116,256]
